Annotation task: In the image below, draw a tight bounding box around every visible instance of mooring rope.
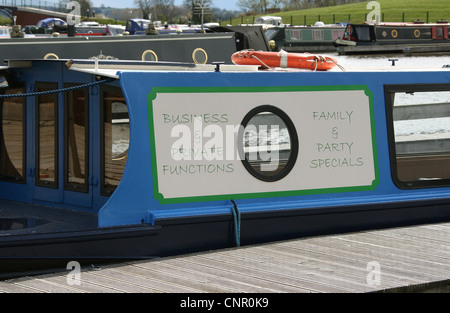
[0,78,115,99]
[230,199,241,247]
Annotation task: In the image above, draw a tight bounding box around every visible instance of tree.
[134,0,179,22]
[78,0,93,17]
[237,0,286,14]
[135,0,153,19]
[237,0,266,13]
[158,0,177,22]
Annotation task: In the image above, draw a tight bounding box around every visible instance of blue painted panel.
[97,69,450,227]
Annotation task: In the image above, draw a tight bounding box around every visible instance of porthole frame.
[239,105,299,182]
[142,50,159,62]
[192,48,208,64]
[44,53,59,60]
[391,29,398,38]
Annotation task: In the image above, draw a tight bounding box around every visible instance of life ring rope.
[250,54,273,69]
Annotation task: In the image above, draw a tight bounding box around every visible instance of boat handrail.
[0,77,114,98]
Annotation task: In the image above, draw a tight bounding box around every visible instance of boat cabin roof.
[4,59,260,78]
[3,58,450,76]
[360,21,450,27]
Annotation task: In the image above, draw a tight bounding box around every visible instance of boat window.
[332,30,343,40]
[355,26,371,41]
[65,86,89,192]
[36,83,58,188]
[265,28,280,40]
[240,105,298,182]
[289,29,302,41]
[312,30,324,40]
[142,50,158,61]
[385,84,450,188]
[101,86,129,196]
[192,48,208,64]
[432,26,448,40]
[0,86,26,183]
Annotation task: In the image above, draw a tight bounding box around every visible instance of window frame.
[64,84,89,193]
[239,105,299,182]
[35,82,59,189]
[0,84,26,183]
[385,83,450,189]
[100,85,129,196]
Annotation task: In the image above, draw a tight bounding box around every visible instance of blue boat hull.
[1,196,450,278]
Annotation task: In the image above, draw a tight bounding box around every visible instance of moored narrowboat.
[336,21,450,55]
[266,24,346,52]
[1,58,450,276]
[0,26,269,65]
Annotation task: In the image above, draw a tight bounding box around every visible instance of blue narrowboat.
[1,58,450,275]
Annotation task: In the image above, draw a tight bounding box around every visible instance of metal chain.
[0,78,115,99]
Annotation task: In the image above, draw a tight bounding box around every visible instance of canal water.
[333,53,450,70]
[250,54,450,151]
[331,53,450,144]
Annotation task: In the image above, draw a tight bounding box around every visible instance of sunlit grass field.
[228,0,450,25]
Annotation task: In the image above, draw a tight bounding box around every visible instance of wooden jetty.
[0,221,449,293]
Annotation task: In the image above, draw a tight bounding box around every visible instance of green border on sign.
[148,85,379,204]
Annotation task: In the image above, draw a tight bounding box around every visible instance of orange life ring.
[231,50,337,71]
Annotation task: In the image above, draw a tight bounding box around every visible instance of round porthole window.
[239,105,298,182]
[192,48,208,64]
[44,53,59,60]
[142,50,158,61]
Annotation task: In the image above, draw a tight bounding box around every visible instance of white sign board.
[148,86,378,203]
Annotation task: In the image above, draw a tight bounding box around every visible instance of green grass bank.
[228,0,450,26]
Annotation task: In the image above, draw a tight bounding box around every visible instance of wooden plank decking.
[0,222,449,293]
